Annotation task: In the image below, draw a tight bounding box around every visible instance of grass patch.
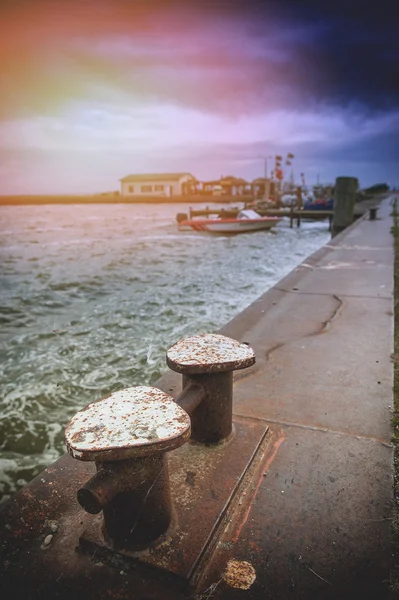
[391,197,399,595]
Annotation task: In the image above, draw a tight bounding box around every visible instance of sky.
[0,0,398,194]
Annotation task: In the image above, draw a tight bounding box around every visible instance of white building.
[120,173,196,197]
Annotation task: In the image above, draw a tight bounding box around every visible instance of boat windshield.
[238,209,260,219]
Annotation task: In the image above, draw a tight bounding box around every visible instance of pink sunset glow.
[0,0,398,194]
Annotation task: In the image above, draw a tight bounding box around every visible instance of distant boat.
[177,209,281,234]
[304,197,334,211]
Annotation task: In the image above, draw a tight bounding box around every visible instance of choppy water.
[0,202,330,501]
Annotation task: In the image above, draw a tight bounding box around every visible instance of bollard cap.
[65,386,191,462]
[166,333,255,374]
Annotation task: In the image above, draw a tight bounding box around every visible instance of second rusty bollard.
[166,333,255,444]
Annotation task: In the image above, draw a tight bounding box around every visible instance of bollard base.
[77,418,271,583]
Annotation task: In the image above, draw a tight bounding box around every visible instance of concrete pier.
[213,194,394,598]
[0,196,394,599]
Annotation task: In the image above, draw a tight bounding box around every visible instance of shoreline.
[0,194,252,206]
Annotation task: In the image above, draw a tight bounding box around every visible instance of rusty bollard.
[65,386,191,549]
[369,206,379,220]
[167,333,255,444]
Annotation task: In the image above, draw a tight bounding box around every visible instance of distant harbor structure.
[119,172,277,199]
[119,173,196,197]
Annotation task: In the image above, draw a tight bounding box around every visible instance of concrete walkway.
[209,195,395,598]
[0,196,395,600]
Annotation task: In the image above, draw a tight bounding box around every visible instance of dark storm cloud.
[239,0,399,110]
[1,0,398,121]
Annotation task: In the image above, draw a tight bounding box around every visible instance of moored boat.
[176,209,281,234]
[304,197,334,211]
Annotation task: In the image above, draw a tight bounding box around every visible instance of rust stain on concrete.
[223,559,256,589]
[232,432,286,544]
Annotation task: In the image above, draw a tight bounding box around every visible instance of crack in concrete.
[309,293,343,336]
[265,342,285,362]
[233,412,393,447]
[264,294,343,361]
[232,295,344,385]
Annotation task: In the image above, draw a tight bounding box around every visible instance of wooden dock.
[188,206,334,229]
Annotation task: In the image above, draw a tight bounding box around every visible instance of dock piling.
[332,176,358,237]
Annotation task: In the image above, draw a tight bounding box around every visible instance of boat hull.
[178,217,281,234]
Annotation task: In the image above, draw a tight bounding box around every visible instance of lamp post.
[259,155,272,201]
